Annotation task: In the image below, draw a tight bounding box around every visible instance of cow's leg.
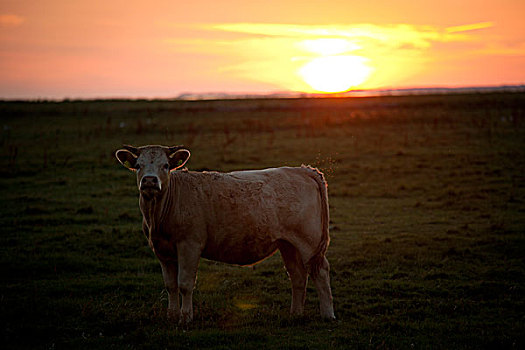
[159,260,179,321]
[278,240,308,316]
[176,243,201,323]
[310,255,335,319]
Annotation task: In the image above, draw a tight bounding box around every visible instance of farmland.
[1,92,525,349]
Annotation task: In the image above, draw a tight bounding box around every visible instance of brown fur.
[116,145,335,322]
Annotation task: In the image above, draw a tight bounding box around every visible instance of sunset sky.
[1,0,524,99]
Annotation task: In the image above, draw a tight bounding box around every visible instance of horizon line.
[1,84,524,103]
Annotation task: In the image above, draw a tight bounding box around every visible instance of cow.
[115,144,335,323]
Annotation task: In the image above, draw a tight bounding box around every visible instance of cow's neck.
[140,184,173,240]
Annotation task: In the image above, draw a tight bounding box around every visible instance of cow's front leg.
[160,260,179,322]
[177,242,201,323]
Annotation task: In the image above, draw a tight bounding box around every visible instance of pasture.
[1,92,524,349]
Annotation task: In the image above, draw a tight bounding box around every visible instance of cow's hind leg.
[310,255,335,319]
[160,260,179,321]
[278,240,308,316]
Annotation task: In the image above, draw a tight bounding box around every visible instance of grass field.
[1,92,524,349]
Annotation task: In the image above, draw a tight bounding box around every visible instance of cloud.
[446,22,494,33]
[0,14,25,27]
[161,22,501,91]
[204,23,475,47]
[167,22,494,56]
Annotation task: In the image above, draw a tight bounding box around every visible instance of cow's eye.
[163,163,169,171]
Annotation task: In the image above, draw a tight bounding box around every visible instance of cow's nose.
[140,176,160,190]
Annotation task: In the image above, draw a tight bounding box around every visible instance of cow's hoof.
[322,314,336,321]
[289,306,305,316]
[321,310,336,320]
[179,312,193,325]
[167,309,179,322]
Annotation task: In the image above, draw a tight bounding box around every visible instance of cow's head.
[115,145,190,198]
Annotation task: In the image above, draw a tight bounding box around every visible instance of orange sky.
[1,0,524,99]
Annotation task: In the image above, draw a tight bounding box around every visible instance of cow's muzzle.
[140,176,161,192]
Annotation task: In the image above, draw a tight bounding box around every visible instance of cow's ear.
[115,148,139,171]
[168,148,190,171]
[122,145,139,154]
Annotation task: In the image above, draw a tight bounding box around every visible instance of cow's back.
[170,167,325,265]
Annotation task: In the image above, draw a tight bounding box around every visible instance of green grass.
[1,93,525,349]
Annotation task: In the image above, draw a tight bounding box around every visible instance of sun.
[298,55,373,93]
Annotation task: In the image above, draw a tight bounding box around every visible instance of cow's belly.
[201,234,278,266]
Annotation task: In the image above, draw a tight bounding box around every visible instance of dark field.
[1,93,525,349]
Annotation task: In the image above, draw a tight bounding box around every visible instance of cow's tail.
[301,165,330,278]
